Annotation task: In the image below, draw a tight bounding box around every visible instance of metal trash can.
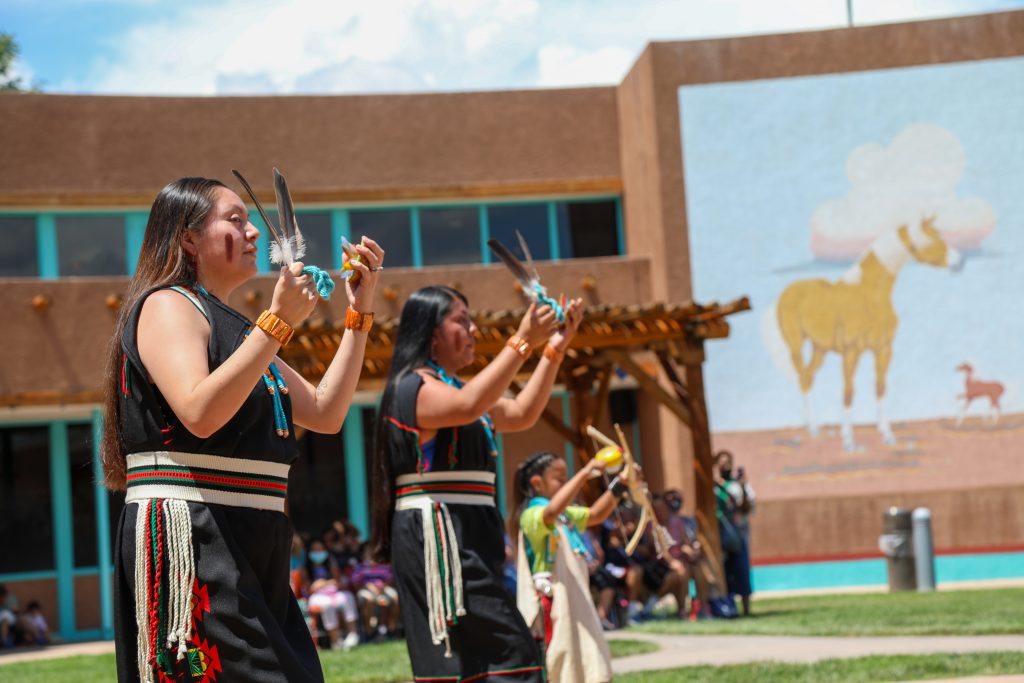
[879,507,917,592]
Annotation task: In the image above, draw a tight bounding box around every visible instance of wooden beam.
[507,380,580,446]
[604,349,694,428]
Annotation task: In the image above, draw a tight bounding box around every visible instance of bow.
[586,424,673,558]
[487,230,566,324]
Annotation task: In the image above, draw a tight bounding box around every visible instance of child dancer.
[513,452,624,683]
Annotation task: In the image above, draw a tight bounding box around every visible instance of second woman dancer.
[371,286,583,682]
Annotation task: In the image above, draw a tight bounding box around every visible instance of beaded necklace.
[426,360,498,457]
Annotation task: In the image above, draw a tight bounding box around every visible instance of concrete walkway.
[0,639,114,666]
[607,631,1024,677]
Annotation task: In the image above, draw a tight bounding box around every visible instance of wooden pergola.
[283,296,751,587]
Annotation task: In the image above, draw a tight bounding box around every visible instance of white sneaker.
[342,631,360,650]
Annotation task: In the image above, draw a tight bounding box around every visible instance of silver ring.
[370,266,384,272]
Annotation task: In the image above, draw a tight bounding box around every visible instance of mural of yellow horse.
[774,216,962,451]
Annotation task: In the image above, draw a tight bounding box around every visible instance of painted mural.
[679,57,1024,499]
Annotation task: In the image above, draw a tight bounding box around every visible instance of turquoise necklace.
[195,286,290,438]
[426,361,498,457]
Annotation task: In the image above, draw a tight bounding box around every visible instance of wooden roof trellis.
[283,296,751,591]
[281,297,751,388]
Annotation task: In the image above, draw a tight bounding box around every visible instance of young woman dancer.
[101,177,383,682]
[513,452,620,683]
[371,286,583,683]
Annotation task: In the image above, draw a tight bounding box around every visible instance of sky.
[3,0,1023,96]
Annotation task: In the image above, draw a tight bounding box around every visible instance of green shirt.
[521,501,590,575]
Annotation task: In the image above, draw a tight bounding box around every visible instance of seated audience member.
[297,538,360,650]
[327,520,363,571]
[20,601,50,645]
[0,584,17,648]
[626,528,690,620]
[653,492,710,617]
[351,543,400,640]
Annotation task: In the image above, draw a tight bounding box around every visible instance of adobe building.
[2,10,1022,640]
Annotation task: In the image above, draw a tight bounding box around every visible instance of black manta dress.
[113,286,322,683]
[386,371,544,683]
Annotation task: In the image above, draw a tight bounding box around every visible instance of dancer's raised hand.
[549,297,584,352]
[345,236,385,312]
[516,302,559,347]
[270,262,318,327]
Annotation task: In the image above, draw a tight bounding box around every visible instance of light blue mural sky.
[680,56,1024,432]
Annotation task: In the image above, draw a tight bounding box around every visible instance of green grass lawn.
[0,638,657,683]
[617,651,1024,683]
[4,589,1022,682]
[634,587,1024,636]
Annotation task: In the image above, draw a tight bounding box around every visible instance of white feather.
[269,236,307,266]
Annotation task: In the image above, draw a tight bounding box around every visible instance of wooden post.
[678,349,727,591]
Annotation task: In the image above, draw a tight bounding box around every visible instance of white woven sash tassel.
[421,501,467,657]
[162,499,196,660]
[134,500,153,683]
[132,498,196,683]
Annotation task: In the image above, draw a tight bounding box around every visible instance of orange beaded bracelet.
[255,310,295,347]
[543,344,565,363]
[505,335,532,359]
[345,306,375,332]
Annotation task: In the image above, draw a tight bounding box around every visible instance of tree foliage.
[1,32,27,92]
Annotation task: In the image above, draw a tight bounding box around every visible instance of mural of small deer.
[775,216,962,451]
[955,362,1004,425]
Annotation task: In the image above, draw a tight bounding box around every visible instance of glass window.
[295,212,333,269]
[556,200,620,259]
[56,215,126,276]
[288,429,348,535]
[0,426,53,573]
[350,209,413,268]
[487,204,550,262]
[0,216,39,277]
[420,207,480,266]
[68,424,98,568]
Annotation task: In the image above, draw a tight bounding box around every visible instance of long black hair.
[370,286,468,562]
[101,177,226,490]
[507,451,559,542]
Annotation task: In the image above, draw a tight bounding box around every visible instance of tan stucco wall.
[0,88,621,206]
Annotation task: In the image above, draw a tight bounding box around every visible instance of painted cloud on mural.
[810,122,997,261]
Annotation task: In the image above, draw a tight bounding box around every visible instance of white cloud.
[811,122,997,260]
[51,0,1021,95]
[8,57,36,90]
[536,44,635,87]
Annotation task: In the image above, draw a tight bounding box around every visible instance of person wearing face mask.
[370,286,583,683]
[715,451,754,616]
[297,539,360,650]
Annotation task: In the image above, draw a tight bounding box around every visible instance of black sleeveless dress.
[387,372,544,682]
[113,286,322,683]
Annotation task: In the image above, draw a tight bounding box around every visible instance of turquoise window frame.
[410,207,424,267]
[4,195,623,281]
[342,406,370,538]
[330,209,351,270]
[37,214,59,279]
[125,212,148,275]
[0,416,115,642]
